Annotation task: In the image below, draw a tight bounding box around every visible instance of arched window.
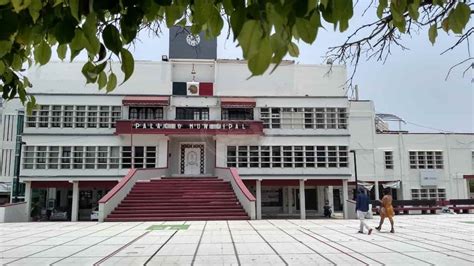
[129,108,138,119]
[147,108,155,119]
[138,108,146,119]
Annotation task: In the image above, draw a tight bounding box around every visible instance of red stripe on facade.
[199,83,214,96]
[122,96,170,106]
[220,97,256,108]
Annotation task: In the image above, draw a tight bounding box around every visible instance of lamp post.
[350,150,358,200]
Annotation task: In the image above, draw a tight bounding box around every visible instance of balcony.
[115,120,264,135]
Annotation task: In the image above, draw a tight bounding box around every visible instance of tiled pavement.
[0,215,473,265]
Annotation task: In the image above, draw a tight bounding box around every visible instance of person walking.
[375,188,395,233]
[356,186,373,235]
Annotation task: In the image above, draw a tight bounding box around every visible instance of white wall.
[27,61,347,98]
[349,100,474,200]
[214,62,347,97]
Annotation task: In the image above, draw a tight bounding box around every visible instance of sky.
[89,4,474,133]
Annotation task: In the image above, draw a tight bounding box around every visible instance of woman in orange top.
[375,189,395,233]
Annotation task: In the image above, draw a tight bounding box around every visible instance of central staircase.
[105,177,249,221]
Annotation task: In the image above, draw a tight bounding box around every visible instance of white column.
[24,181,32,221]
[342,180,349,219]
[71,181,79,222]
[299,180,306,219]
[282,187,288,213]
[256,180,262,220]
[317,186,324,214]
[288,187,294,214]
[327,186,334,210]
[374,181,380,200]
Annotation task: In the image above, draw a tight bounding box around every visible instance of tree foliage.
[0,0,472,111]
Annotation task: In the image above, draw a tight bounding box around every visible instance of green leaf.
[428,24,437,45]
[237,20,263,59]
[28,0,42,22]
[295,17,317,44]
[248,37,272,75]
[0,60,5,75]
[57,44,67,60]
[102,24,122,55]
[11,0,31,13]
[0,0,11,5]
[81,61,97,83]
[120,48,134,83]
[448,3,471,34]
[54,18,76,44]
[288,42,299,57]
[34,40,51,65]
[106,72,117,92]
[69,0,80,21]
[441,18,449,32]
[208,7,224,37]
[230,8,246,41]
[377,0,388,18]
[12,54,22,70]
[0,40,12,58]
[165,5,181,27]
[98,71,107,90]
[408,0,420,21]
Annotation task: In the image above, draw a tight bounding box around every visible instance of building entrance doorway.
[180,143,205,175]
[296,188,318,211]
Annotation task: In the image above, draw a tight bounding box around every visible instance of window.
[23,146,35,169]
[63,106,74,127]
[48,147,59,169]
[176,108,209,120]
[227,145,349,168]
[128,107,163,120]
[222,108,254,120]
[22,145,158,169]
[51,106,62,127]
[409,151,443,169]
[411,188,446,200]
[38,105,50,127]
[384,151,394,169]
[75,106,86,128]
[73,146,84,169]
[25,105,121,129]
[61,147,71,169]
[260,107,348,129]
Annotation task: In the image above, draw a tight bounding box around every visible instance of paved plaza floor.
[0,214,473,265]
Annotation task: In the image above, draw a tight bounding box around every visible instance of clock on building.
[169,26,217,60]
[186,34,201,47]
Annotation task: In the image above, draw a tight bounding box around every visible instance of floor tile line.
[93,231,150,266]
[294,226,374,266]
[191,221,207,266]
[1,222,121,253]
[49,222,145,265]
[3,222,127,265]
[308,220,434,266]
[226,221,241,266]
[2,223,80,243]
[266,220,337,266]
[143,230,179,266]
[368,229,474,262]
[387,219,474,244]
[246,221,289,266]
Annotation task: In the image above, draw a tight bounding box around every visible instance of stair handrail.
[215,167,256,219]
[98,167,168,222]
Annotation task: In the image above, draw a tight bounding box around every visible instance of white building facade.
[0,34,472,221]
